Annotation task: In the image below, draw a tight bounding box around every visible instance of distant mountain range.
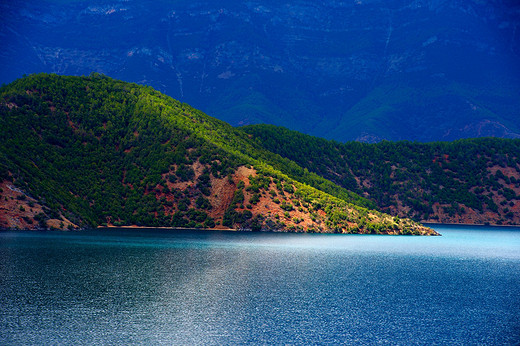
[2,0,519,142]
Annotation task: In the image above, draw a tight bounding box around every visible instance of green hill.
[242,124,520,226]
[0,73,435,235]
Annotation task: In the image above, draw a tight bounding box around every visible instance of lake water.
[1,225,519,345]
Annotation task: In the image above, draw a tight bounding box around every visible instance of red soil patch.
[0,180,77,230]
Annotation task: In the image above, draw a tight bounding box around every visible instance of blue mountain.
[1,0,519,142]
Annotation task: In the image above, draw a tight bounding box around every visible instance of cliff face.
[2,0,519,142]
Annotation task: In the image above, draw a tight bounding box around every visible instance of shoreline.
[423,222,520,228]
[3,223,519,233]
[97,225,234,231]
[97,225,240,232]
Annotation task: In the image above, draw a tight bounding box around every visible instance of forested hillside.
[243,125,520,226]
[0,74,435,235]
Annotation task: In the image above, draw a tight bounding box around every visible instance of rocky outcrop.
[0,180,76,230]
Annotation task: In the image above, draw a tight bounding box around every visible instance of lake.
[1,225,519,344]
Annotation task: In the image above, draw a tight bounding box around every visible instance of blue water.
[1,225,519,345]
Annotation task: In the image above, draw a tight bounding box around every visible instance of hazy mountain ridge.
[0,74,435,235]
[2,0,519,142]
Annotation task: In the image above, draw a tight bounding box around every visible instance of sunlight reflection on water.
[1,225,519,344]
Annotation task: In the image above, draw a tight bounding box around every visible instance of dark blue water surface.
[1,225,519,345]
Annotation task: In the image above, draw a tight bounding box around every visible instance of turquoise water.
[1,225,519,344]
